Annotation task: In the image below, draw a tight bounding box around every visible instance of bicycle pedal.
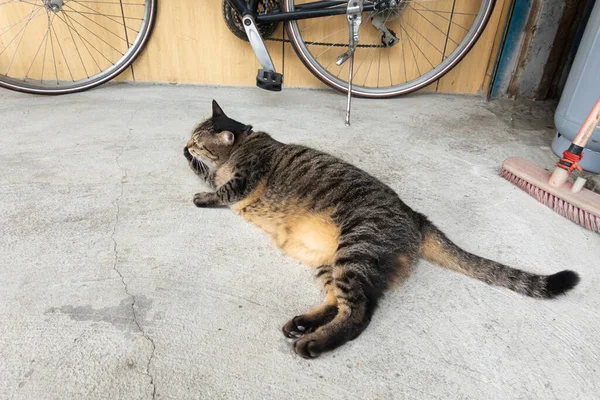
[256,69,283,92]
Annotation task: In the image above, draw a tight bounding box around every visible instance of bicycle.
[0,0,495,124]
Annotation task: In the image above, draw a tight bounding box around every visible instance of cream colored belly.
[231,192,339,267]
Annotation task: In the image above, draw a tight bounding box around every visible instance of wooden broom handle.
[573,97,600,148]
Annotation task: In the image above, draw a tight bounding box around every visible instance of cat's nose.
[186,139,194,148]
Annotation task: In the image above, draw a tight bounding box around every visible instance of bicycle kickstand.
[336,0,363,126]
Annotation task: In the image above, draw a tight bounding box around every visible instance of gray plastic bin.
[552,0,600,173]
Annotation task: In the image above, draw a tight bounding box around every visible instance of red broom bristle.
[500,168,600,232]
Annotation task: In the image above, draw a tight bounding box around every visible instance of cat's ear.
[212,100,225,118]
[219,131,235,146]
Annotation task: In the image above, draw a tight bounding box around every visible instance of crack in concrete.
[111,115,157,400]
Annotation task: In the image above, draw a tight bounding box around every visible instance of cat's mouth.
[185,145,218,171]
[189,144,219,164]
[187,146,201,159]
[185,144,203,159]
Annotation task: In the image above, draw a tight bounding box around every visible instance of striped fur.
[184,101,580,359]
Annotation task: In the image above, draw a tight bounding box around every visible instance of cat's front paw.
[193,192,220,208]
[184,146,193,162]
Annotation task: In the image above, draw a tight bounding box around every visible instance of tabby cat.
[184,100,580,359]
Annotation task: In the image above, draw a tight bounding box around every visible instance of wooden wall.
[131,0,511,95]
[1,1,511,95]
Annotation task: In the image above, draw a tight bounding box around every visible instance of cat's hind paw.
[282,305,338,339]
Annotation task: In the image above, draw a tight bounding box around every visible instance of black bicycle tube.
[230,0,251,14]
[256,4,376,22]
[294,1,348,10]
[248,0,260,11]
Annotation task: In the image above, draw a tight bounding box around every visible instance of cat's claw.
[282,304,338,340]
[282,317,310,338]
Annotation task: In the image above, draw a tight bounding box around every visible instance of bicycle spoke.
[354,46,374,76]
[48,15,59,83]
[312,27,347,58]
[21,0,42,6]
[51,20,75,81]
[25,12,52,78]
[0,0,42,7]
[62,10,102,73]
[63,4,130,42]
[398,19,434,68]
[335,62,344,78]
[71,0,145,4]
[362,50,375,86]
[119,0,132,47]
[440,0,458,62]
[403,5,475,16]
[387,48,392,86]
[401,14,444,55]
[68,0,140,34]
[399,27,407,82]
[54,11,117,64]
[0,4,40,58]
[0,8,43,37]
[59,9,90,78]
[412,2,470,31]
[61,10,142,20]
[40,13,52,82]
[300,15,333,33]
[377,48,381,87]
[6,5,40,75]
[57,8,126,56]
[400,21,421,75]
[286,0,492,95]
[407,6,460,47]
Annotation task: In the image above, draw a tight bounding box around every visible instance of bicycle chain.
[265,36,385,48]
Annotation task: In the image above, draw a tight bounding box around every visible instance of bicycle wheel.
[284,0,495,98]
[0,0,156,95]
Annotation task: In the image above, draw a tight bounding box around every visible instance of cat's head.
[186,100,252,164]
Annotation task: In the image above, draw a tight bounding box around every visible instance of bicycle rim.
[0,0,156,95]
[284,0,496,98]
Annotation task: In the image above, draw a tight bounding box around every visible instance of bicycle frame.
[228,0,379,22]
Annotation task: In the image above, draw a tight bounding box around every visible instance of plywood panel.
[2,0,508,95]
[482,0,512,95]
[132,0,283,85]
[437,0,509,93]
[280,0,508,95]
[284,0,458,91]
[0,1,144,83]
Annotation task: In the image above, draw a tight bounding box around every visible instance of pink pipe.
[573,97,600,148]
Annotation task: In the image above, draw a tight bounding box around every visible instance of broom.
[500,97,600,232]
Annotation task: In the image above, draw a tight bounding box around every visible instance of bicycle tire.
[284,0,496,98]
[0,0,157,95]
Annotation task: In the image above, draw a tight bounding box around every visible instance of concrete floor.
[1,84,599,400]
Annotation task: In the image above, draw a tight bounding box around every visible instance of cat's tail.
[417,216,580,299]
